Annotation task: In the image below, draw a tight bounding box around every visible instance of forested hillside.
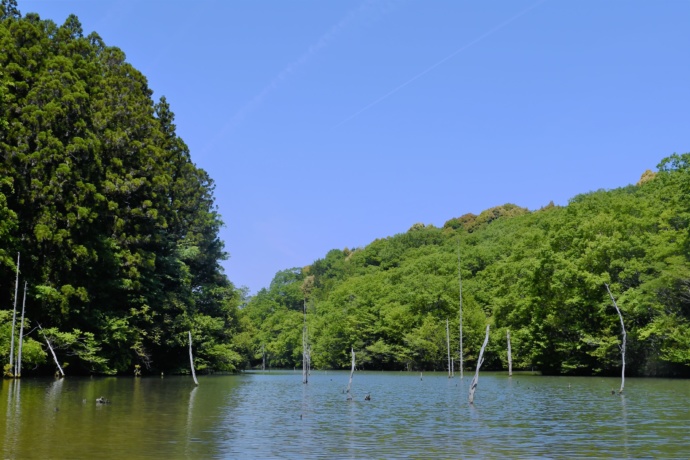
[244,155,690,377]
[0,2,251,375]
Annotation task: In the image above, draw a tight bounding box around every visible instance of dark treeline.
[0,2,252,376]
[244,155,690,377]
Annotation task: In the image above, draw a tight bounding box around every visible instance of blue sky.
[19,1,690,294]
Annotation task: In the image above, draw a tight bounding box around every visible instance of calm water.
[1,371,688,458]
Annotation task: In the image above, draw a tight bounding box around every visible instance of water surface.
[2,371,688,458]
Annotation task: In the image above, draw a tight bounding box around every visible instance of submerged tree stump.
[15,281,27,378]
[8,252,20,375]
[507,329,512,377]
[189,331,199,385]
[469,325,490,404]
[446,318,452,378]
[346,347,355,400]
[605,284,626,394]
[39,324,64,378]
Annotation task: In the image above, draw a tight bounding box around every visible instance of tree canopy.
[0,6,249,375]
[244,155,690,377]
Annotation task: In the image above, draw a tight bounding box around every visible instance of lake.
[2,370,688,458]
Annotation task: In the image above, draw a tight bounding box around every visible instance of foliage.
[244,154,690,376]
[0,310,46,375]
[0,8,248,375]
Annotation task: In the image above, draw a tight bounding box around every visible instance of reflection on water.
[620,393,630,458]
[1,372,689,458]
[3,379,21,455]
[185,385,198,457]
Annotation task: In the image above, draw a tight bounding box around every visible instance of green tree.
[0,10,246,375]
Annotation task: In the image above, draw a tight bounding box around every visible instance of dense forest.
[0,2,252,376]
[244,156,690,377]
[2,1,689,378]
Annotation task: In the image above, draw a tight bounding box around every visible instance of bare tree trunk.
[306,307,311,377]
[15,282,27,378]
[605,284,626,394]
[301,277,314,384]
[507,329,512,377]
[9,252,19,373]
[346,347,355,400]
[307,344,311,376]
[262,343,266,371]
[446,318,451,378]
[188,331,198,385]
[302,300,308,384]
[39,324,64,378]
[469,325,490,404]
[458,245,464,379]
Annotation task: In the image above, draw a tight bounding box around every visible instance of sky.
[18,0,690,294]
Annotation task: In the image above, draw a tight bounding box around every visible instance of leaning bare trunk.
[188,331,199,385]
[15,282,27,378]
[507,329,512,377]
[39,324,64,377]
[605,284,626,393]
[9,252,20,373]
[346,347,355,400]
[469,325,490,404]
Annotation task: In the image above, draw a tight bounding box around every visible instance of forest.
[0,2,252,376]
[2,2,689,377]
[243,158,690,377]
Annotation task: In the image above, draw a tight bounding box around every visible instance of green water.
[2,371,688,458]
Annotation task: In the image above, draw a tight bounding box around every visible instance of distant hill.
[243,154,690,377]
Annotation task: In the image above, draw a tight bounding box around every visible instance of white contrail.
[334,0,547,128]
[200,0,399,154]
